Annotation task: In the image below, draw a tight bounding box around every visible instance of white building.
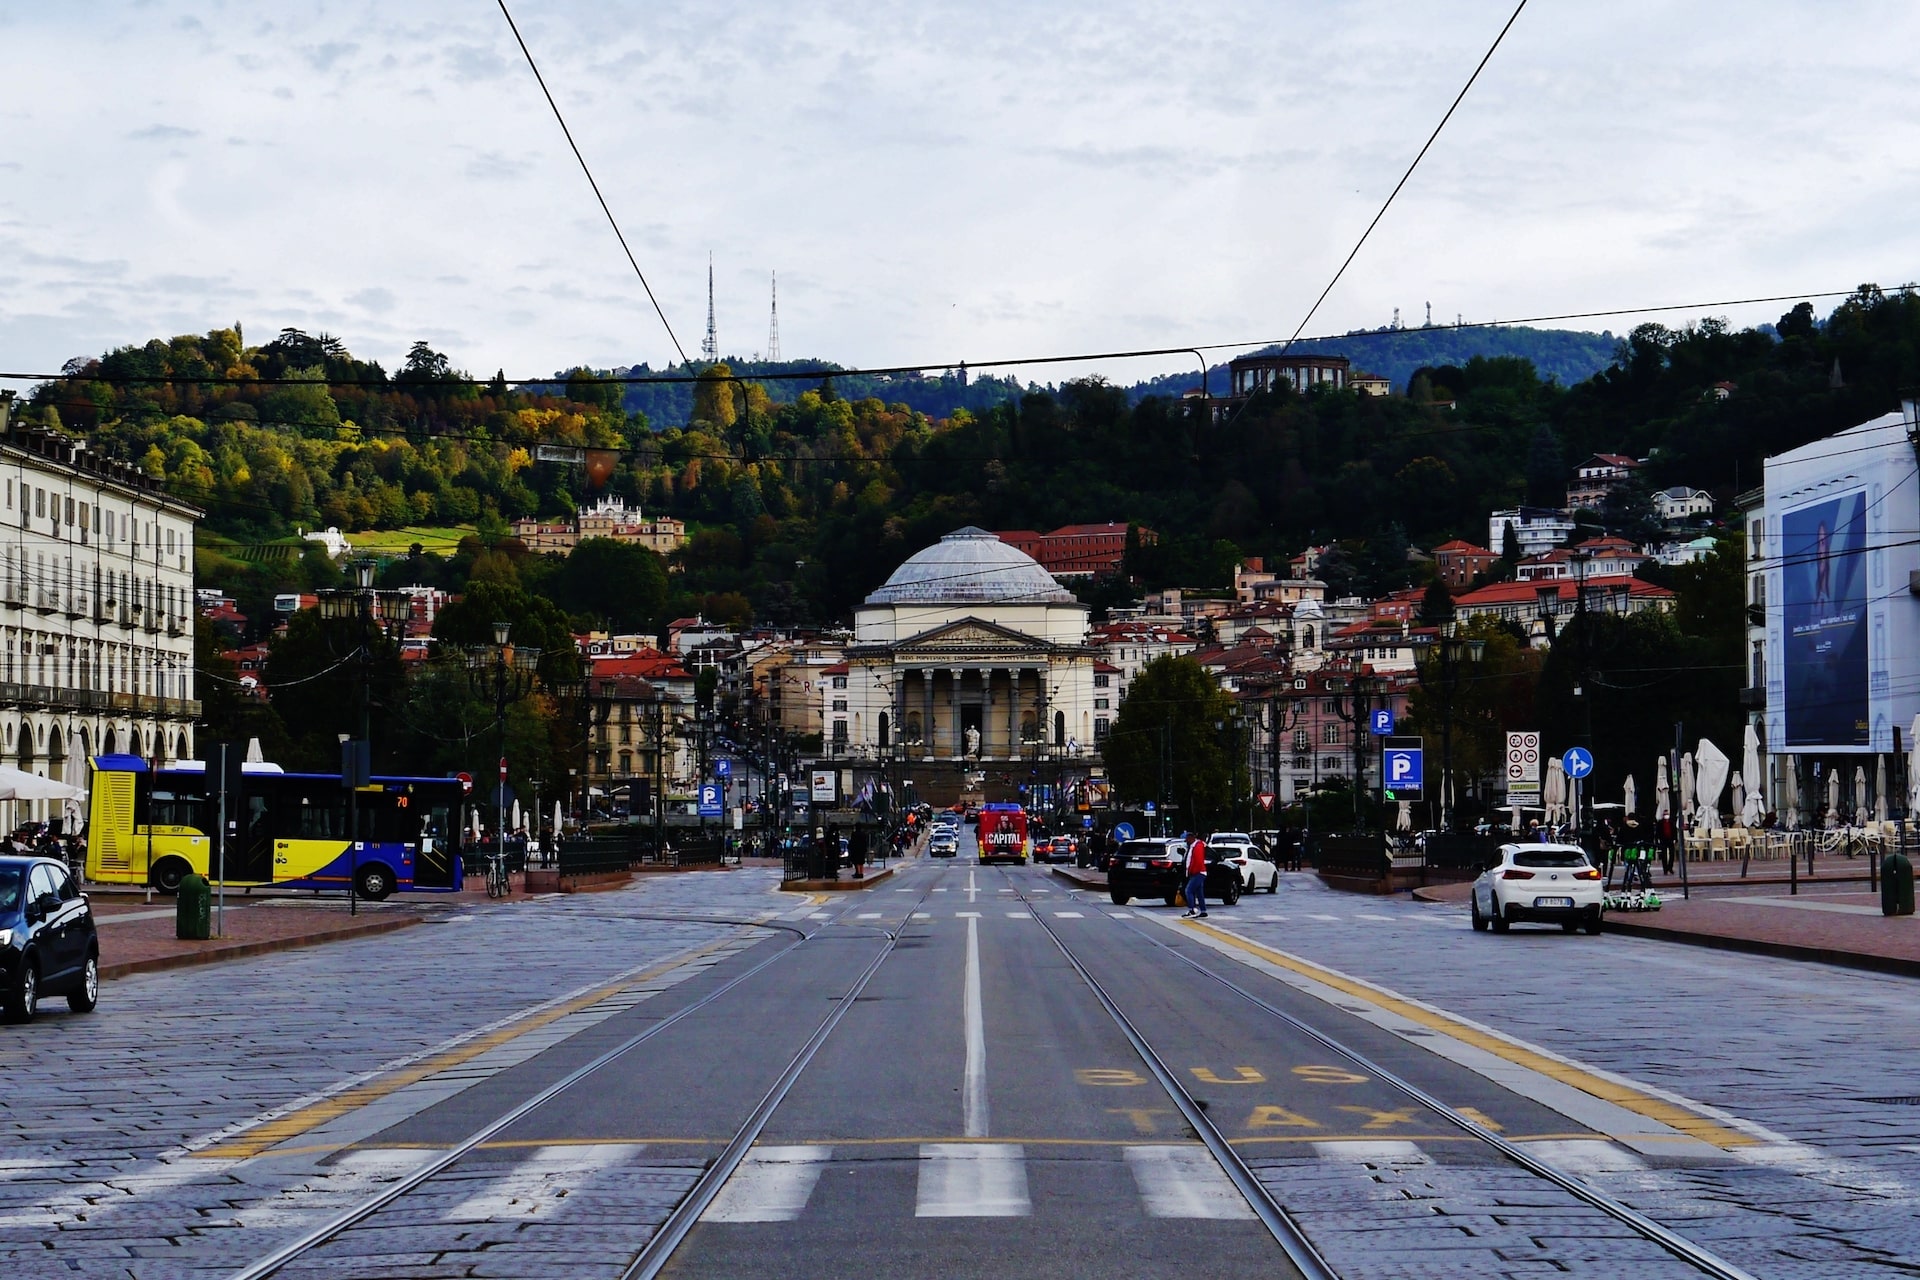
[1488,507,1576,558]
[0,419,200,780]
[1654,485,1715,523]
[839,527,1100,803]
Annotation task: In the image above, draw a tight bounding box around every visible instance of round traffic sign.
[1112,822,1135,841]
[1562,747,1594,779]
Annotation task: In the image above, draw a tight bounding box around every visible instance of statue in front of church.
[965,725,981,758]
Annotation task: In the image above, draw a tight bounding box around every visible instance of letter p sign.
[1384,748,1423,793]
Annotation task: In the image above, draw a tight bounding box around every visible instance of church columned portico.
[886,664,1056,762]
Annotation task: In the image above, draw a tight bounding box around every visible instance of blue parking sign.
[1383,748,1423,792]
[698,783,724,817]
[1370,708,1395,736]
[715,759,732,778]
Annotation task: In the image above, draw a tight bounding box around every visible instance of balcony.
[34,589,58,615]
[1739,686,1767,709]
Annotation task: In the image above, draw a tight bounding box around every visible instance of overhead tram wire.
[0,286,1874,392]
[493,0,689,367]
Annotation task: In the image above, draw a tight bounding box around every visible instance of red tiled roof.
[1432,539,1493,555]
[1454,574,1673,607]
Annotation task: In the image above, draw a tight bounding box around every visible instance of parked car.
[1209,833,1280,892]
[928,830,960,858]
[1106,838,1243,908]
[1471,843,1603,934]
[0,856,99,1022]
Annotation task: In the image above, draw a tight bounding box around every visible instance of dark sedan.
[1105,838,1242,908]
[0,857,99,1022]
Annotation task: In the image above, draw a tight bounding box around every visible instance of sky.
[3,1,1920,392]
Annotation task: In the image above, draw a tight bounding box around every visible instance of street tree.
[1100,655,1241,831]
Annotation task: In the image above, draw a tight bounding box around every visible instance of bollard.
[176,872,211,940]
[1882,849,1915,917]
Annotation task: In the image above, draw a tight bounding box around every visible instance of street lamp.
[465,622,540,885]
[316,558,409,912]
[1432,628,1487,831]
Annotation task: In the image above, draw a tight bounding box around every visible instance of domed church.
[840,528,1101,804]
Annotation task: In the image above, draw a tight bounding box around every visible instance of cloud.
[445,43,508,83]
[126,124,200,142]
[347,287,396,314]
[304,41,359,72]
[464,150,529,181]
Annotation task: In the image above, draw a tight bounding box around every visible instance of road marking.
[916,1144,1029,1217]
[1126,1144,1256,1219]
[1522,1138,1648,1173]
[444,1143,638,1221]
[703,1146,831,1222]
[198,936,740,1159]
[856,912,882,919]
[1307,913,1340,921]
[1005,911,1031,919]
[1053,911,1084,918]
[913,912,932,919]
[967,869,978,903]
[1356,912,1395,921]
[1313,1139,1431,1165]
[1108,911,1135,918]
[1180,918,1763,1151]
[964,916,988,1137]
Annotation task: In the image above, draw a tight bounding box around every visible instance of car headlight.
[0,928,11,947]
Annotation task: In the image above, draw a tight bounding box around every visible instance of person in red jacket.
[1182,832,1209,918]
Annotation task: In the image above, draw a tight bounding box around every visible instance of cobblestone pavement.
[0,870,786,1277]
[1167,872,1920,1277]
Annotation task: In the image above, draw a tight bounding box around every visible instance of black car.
[1,857,98,1022]
[1105,838,1242,908]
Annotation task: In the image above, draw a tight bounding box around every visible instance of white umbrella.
[1544,757,1568,827]
[1876,755,1890,824]
[1509,803,1523,833]
[1781,757,1800,830]
[1623,774,1637,819]
[1396,799,1412,832]
[245,737,264,763]
[1855,765,1868,825]
[1680,752,1696,828]
[1826,768,1841,826]
[1742,723,1764,814]
[1909,718,1920,816]
[1729,771,1745,826]
[0,765,83,801]
[511,799,522,833]
[1694,739,1729,834]
[554,800,565,838]
[1654,758,1671,821]
[470,807,482,841]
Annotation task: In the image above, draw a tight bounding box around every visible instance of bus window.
[148,788,211,832]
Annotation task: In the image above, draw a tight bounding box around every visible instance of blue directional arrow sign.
[1112,822,1135,842]
[1143,801,1157,815]
[1383,747,1424,793]
[715,759,732,779]
[1370,708,1395,736]
[1562,747,1594,780]
[698,783,724,817]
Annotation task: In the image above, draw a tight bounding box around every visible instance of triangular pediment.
[894,616,1051,653]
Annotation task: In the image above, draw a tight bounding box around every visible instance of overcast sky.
[4,1,1919,391]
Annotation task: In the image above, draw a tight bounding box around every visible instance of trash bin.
[176,872,211,940]
[1881,850,1915,917]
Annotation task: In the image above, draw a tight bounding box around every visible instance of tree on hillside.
[553,538,668,632]
[1100,656,1241,830]
[1419,580,1454,627]
[1524,425,1564,507]
[1597,477,1662,547]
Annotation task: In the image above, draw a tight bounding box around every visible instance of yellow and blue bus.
[86,755,467,898]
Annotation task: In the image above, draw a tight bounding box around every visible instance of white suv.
[1471,843,1603,934]
[1208,832,1278,893]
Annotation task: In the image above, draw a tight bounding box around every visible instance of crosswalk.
[795,906,1464,925]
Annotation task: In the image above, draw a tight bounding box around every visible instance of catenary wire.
[493,0,689,366]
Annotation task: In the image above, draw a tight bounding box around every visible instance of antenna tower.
[767,271,781,362]
[700,254,718,363]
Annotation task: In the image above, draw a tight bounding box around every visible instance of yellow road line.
[199,937,738,1159]
[1184,919,1757,1149]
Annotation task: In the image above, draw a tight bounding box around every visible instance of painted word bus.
[85,754,466,898]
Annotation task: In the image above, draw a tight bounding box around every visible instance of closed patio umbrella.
[1876,756,1890,824]
[1909,718,1920,816]
[1544,757,1567,827]
[1623,774,1637,820]
[1654,758,1671,821]
[1855,765,1869,825]
[1396,800,1412,832]
[554,800,565,838]
[1694,739,1729,835]
[1781,757,1800,830]
[1827,768,1841,826]
[1680,752,1696,829]
[1742,723,1764,816]
[1729,772,1746,826]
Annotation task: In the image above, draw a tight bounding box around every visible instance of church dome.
[866,527,1076,605]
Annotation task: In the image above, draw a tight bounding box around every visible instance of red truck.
[976,803,1029,865]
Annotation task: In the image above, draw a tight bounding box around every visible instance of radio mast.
[700,254,718,363]
[767,271,781,362]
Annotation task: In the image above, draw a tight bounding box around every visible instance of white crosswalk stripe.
[1053,911,1084,918]
[1312,1139,1432,1165]
[916,1143,1030,1217]
[704,1146,833,1222]
[1126,1145,1255,1219]
[444,1144,640,1221]
[1523,1139,1648,1174]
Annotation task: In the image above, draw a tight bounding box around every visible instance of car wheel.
[5,960,37,1023]
[1109,889,1132,906]
[1470,894,1487,931]
[1490,901,1510,933]
[1267,870,1279,893]
[1562,919,1579,933]
[1584,908,1604,936]
[357,864,394,902]
[68,955,98,1014]
[1221,877,1242,906]
[150,858,188,895]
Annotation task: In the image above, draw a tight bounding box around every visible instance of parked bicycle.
[486,851,511,899]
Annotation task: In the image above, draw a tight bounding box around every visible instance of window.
[831,675,847,689]
[1094,697,1108,710]
[1094,672,1110,688]
[34,489,43,518]
[1323,756,1343,771]
[64,496,73,526]
[1293,755,1310,770]
[1094,717,1110,741]
[1292,729,1310,751]
[1323,699,1339,714]
[831,720,849,744]
[1323,724,1343,745]
[832,699,847,712]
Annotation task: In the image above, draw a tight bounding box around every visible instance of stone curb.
[99,915,421,981]
[1051,867,1105,890]
[1598,915,1920,980]
[779,866,896,893]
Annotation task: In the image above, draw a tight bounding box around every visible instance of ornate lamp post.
[1431,628,1486,830]
[465,621,540,883]
[317,559,409,912]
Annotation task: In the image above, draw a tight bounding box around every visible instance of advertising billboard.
[1782,491,1869,747]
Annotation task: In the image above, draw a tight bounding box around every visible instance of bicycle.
[485,852,510,899]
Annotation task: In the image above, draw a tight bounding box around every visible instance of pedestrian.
[850,826,869,879]
[1656,812,1676,874]
[1182,831,1209,918]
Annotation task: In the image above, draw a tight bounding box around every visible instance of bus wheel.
[150,859,189,895]
[356,865,394,902]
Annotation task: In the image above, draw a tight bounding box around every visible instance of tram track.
[223,878,943,1280]
[1010,866,1760,1280]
